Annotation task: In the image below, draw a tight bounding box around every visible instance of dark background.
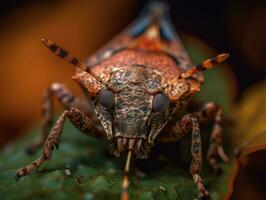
[0,1,265,199]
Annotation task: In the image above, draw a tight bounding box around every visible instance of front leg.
[172,114,209,199]
[16,108,101,180]
[16,110,69,180]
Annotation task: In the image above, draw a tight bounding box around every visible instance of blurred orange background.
[0,0,141,145]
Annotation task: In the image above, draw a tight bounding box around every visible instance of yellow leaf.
[234,80,266,157]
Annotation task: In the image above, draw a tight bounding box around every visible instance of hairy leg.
[16,110,69,180]
[26,83,91,154]
[16,107,100,180]
[171,114,209,199]
[194,102,228,173]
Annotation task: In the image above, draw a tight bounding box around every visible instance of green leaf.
[0,35,236,200]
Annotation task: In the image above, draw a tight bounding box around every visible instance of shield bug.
[15,2,229,199]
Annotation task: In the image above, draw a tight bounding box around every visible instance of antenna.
[180,53,230,79]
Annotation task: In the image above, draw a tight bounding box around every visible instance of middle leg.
[26,83,92,154]
[194,102,228,173]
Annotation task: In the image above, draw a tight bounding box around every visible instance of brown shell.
[91,49,181,82]
[74,7,204,101]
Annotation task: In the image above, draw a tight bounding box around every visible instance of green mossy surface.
[0,39,234,200]
[0,128,233,200]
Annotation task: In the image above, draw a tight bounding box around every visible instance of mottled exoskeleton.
[16,2,229,199]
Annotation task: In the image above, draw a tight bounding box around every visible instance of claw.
[15,171,23,182]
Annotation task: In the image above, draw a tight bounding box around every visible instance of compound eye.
[99,89,115,108]
[152,93,170,112]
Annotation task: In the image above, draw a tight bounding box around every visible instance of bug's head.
[76,65,177,158]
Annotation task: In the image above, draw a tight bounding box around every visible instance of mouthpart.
[111,136,152,159]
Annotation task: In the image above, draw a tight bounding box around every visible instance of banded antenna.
[180,53,230,79]
[41,38,101,81]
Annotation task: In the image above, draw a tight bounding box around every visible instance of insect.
[15,2,229,199]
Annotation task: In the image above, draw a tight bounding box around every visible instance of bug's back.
[75,1,203,88]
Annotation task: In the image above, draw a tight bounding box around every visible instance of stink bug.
[15,2,229,199]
